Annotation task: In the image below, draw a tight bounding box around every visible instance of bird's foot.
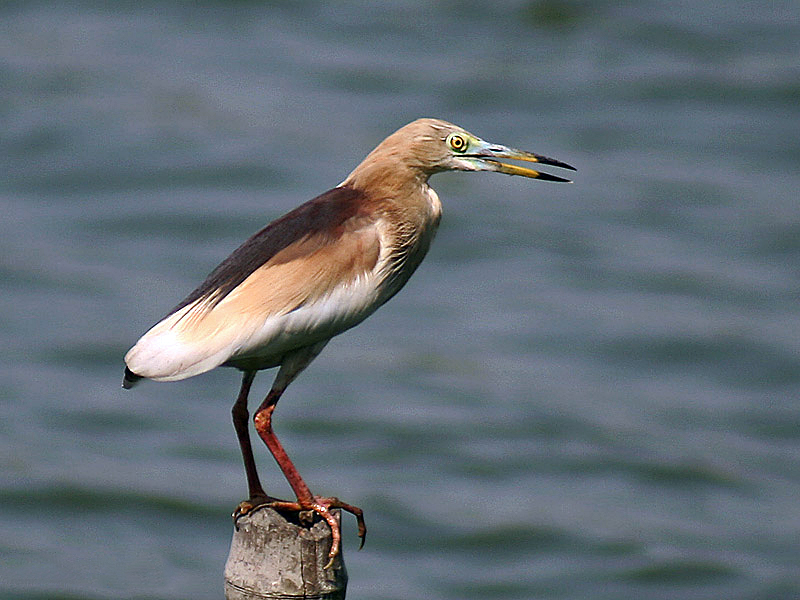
[232,493,283,528]
[266,496,366,569]
[232,493,366,568]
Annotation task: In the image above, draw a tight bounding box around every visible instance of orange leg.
[232,343,365,567]
[252,387,366,568]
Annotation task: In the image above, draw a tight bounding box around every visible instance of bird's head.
[384,118,575,182]
[343,118,575,192]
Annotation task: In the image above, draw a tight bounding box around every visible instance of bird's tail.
[122,367,143,389]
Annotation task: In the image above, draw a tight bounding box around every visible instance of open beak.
[465,142,576,182]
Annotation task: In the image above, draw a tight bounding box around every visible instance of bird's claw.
[326,497,367,551]
[232,494,283,530]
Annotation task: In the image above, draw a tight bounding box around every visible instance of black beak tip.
[541,156,577,172]
[539,172,573,183]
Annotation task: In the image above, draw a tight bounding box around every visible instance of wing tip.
[122,366,143,389]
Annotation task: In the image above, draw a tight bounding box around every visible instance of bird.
[122,118,575,567]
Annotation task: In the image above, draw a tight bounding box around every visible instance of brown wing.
[124,186,384,381]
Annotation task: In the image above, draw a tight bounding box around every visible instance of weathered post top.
[225,507,347,600]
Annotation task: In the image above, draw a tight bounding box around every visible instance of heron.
[122,118,574,567]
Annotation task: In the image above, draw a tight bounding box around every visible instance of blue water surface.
[1,2,799,599]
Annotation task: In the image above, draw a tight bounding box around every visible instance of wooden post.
[224,506,348,600]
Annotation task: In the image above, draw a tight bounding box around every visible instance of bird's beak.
[463,141,576,182]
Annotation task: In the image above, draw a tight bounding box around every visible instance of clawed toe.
[232,494,284,529]
[325,497,367,549]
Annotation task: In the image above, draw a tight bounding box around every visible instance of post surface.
[224,506,347,600]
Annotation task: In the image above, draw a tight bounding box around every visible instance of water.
[1,2,799,599]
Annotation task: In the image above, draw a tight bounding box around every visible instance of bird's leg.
[245,342,366,567]
[252,386,366,567]
[254,388,313,501]
[231,370,280,521]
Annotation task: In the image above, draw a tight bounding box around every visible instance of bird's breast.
[369,184,441,306]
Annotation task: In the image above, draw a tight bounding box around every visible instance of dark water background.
[2,2,799,599]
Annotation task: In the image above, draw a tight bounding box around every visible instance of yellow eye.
[447,133,468,153]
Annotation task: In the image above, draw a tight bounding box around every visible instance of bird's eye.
[447,133,468,153]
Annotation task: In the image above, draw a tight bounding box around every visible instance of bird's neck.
[342,152,433,207]
[340,151,442,306]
